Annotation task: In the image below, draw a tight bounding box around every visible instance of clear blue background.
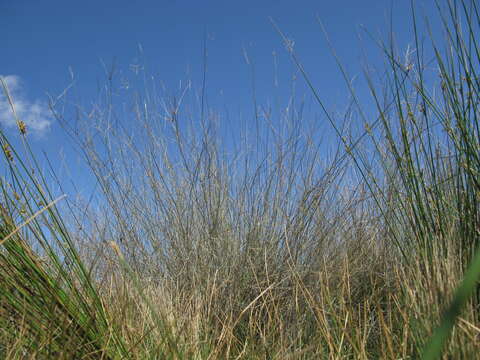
[1,0,440,196]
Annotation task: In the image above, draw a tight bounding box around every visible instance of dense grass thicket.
[1,0,479,358]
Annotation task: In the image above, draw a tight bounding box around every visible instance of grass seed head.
[17,120,27,135]
[3,143,13,161]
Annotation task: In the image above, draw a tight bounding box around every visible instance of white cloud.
[0,75,52,135]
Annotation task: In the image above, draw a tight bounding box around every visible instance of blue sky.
[1,0,440,198]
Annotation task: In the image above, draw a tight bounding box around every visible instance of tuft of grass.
[1,0,479,358]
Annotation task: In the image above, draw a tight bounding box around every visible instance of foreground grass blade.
[422,245,480,359]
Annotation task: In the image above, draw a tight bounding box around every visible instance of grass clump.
[1,0,479,358]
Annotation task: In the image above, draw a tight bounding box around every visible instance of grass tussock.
[1,0,480,358]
